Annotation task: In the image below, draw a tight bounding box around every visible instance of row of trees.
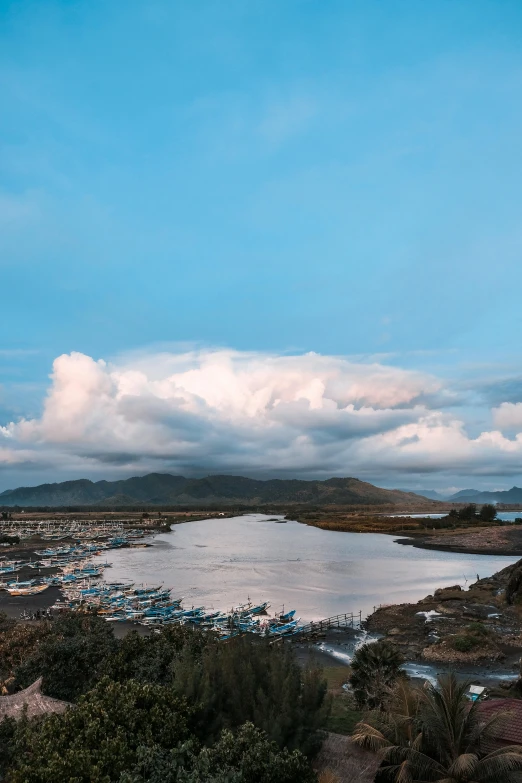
[0,613,328,781]
[348,640,522,783]
[448,503,497,522]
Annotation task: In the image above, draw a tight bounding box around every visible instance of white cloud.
[492,401,522,430]
[3,348,522,484]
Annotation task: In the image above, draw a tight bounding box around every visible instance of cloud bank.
[2,349,522,487]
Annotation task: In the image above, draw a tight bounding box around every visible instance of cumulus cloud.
[492,402,522,430]
[2,348,522,484]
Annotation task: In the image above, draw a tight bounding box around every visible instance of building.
[478,698,522,750]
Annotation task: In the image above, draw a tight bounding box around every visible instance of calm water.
[95,514,519,622]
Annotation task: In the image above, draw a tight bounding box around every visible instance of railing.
[291,611,363,638]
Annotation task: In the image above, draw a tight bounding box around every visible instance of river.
[94,514,519,623]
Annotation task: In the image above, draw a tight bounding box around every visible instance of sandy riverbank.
[395,526,522,556]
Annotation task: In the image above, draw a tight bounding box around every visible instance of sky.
[2,0,522,493]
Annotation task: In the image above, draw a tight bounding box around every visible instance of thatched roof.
[0,678,70,720]
[314,732,380,782]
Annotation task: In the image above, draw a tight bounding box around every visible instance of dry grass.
[323,666,350,693]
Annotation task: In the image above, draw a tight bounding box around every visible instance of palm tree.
[350,640,405,709]
[353,673,522,782]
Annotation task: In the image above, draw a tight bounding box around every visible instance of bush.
[9,678,194,783]
[467,622,489,637]
[451,635,479,652]
[15,612,118,700]
[120,722,316,783]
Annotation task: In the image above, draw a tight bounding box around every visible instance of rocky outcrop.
[506,560,522,604]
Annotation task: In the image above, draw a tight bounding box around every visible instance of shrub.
[451,635,479,652]
[14,612,118,700]
[467,622,489,637]
[9,678,193,783]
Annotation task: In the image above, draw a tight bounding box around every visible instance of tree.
[0,615,52,682]
[353,673,522,782]
[6,682,315,783]
[171,634,328,754]
[15,613,118,701]
[479,503,498,522]
[349,640,404,710]
[119,723,316,783]
[458,503,477,521]
[9,678,194,783]
[102,625,210,688]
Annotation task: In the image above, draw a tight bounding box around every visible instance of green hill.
[0,473,436,508]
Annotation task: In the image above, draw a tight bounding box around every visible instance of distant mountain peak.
[0,473,438,508]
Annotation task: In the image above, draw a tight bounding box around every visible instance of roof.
[0,678,70,721]
[478,698,522,746]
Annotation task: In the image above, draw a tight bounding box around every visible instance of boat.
[278,609,296,623]
[6,583,49,596]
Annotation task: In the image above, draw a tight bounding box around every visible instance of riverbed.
[93,514,519,622]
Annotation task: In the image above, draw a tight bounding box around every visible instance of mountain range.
[0,473,438,508]
[411,487,522,504]
[446,487,522,504]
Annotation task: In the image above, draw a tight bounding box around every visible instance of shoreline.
[393,526,522,557]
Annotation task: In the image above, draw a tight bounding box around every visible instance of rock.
[434,586,465,601]
[435,585,462,594]
[507,560,522,604]
[462,604,499,619]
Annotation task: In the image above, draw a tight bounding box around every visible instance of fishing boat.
[277,609,296,623]
[6,583,49,596]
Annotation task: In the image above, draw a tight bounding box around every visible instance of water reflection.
[95,514,519,622]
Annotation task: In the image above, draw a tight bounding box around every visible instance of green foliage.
[450,634,479,652]
[354,674,522,782]
[479,503,498,522]
[0,617,53,681]
[4,683,315,783]
[0,715,18,779]
[15,613,118,701]
[4,617,326,780]
[102,625,210,687]
[9,678,193,783]
[349,640,404,709]
[171,635,327,754]
[119,723,315,783]
[197,722,316,783]
[466,622,490,636]
[458,503,477,521]
[4,614,326,780]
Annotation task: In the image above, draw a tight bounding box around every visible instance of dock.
[289,611,363,640]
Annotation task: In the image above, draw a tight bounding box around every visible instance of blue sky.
[2,1,522,491]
